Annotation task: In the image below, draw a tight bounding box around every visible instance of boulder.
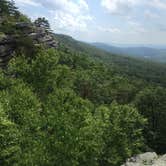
[153,154,166,166]
[122,152,166,166]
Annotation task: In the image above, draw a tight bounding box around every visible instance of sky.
[14,0,166,45]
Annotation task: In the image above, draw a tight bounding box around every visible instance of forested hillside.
[0,1,166,166]
[92,42,166,63]
[55,34,166,87]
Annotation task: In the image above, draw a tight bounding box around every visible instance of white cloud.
[15,0,92,32]
[128,21,146,33]
[101,0,140,14]
[30,0,88,15]
[101,0,166,14]
[53,11,92,32]
[15,0,40,6]
[50,0,92,32]
[144,10,160,19]
[149,0,166,9]
[98,26,120,33]
[78,0,89,10]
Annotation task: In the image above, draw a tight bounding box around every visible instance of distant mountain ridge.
[55,34,166,87]
[92,42,166,63]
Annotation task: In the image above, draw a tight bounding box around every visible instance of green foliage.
[0,46,147,165]
[135,87,166,153]
[55,34,166,87]
[0,0,18,17]
[43,89,104,166]
[0,2,166,165]
[8,49,73,98]
[34,17,51,32]
[98,103,146,166]
[0,104,21,166]
[0,81,41,129]
[0,80,47,166]
[0,0,21,34]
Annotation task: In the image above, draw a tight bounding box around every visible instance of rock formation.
[0,22,58,67]
[0,34,15,67]
[122,152,166,166]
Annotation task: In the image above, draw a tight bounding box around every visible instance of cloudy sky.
[14,0,166,45]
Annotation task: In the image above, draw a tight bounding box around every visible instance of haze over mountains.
[92,42,166,63]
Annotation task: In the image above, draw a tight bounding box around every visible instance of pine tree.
[0,0,9,16]
[0,0,18,17]
[8,0,19,16]
[34,17,51,32]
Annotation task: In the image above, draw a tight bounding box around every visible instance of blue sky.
[14,0,166,45]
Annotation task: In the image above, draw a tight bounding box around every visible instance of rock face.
[0,35,15,67]
[122,152,166,166]
[0,22,58,67]
[15,22,58,48]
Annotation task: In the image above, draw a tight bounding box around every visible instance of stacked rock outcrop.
[0,22,58,67]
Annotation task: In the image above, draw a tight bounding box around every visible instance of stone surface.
[0,21,58,67]
[122,152,166,166]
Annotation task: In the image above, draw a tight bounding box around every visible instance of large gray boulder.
[122,152,166,166]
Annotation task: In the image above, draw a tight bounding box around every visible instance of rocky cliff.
[0,22,58,67]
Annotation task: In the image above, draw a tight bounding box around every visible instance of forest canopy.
[0,1,166,166]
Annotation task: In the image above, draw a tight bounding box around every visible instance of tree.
[34,17,51,32]
[0,79,47,166]
[8,49,73,99]
[0,0,18,17]
[134,87,166,153]
[43,89,104,166]
[8,0,18,16]
[0,0,10,16]
[97,103,146,166]
[0,104,21,166]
